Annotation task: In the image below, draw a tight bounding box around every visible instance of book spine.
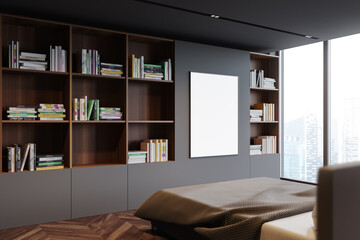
[79,98,84,120]
[6,147,15,172]
[58,45,62,72]
[95,50,98,75]
[87,100,95,120]
[21,144,30,171]
[96,99,100,121]
[89,50,92,74]
[29,143,36,171]
[73,98,79,121]
[141,56,144,78]
[131,54,135,77]
[92,50,96,75]
[62,49,66,72]
[51,48,55,71]
[84,96,88,121]
[16,41,19,68]
[13,144,21,172]
[55,46,58,72]
[82,49,87,74]
[11,41,14,68]
[50,45,52,71]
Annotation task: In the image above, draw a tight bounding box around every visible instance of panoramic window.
[283,42,324,183]
[330,34,360,165]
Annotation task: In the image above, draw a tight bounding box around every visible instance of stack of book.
[100,63,123,76]
[4,143,36,172]
[19,52,47,71]
[130,54,168,80]
[253,103,275,121]
[250,69,264,88]
[49,45,67,72]
[82,49,100,75]
[144,64,164,80]
[38,104,66,120]
[250,109,263,122]
[254,136,277,154]
[8,41,19,68]
[36,154,64,171]
[128,151,147,164]
[140,139,168,163]
[263,78,276,89]
[250,145,262,155]
[7,105,37,120]
[100,107,122,120]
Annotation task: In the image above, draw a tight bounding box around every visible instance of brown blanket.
[135,178,316,240]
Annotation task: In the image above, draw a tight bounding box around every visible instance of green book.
[87,100,95,120]
[96,99,100,121]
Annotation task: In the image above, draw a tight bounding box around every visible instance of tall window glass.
[331,34,360,165]
[283,42,323,183]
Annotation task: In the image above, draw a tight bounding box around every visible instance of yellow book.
[38,114,66,118]
[100,70,123,74]
[155,139,159,162]
[36,165,64,171]
[131,54,135,77]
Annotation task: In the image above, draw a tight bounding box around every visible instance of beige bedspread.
[135,177,316,240]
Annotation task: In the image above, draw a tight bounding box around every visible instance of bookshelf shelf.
[250,52,279,155]
[72,72,125,80]
[2,68,70,76]
[2,120,70,123]
[0,13,174,173]
[128,77,174,84]
[250,121,279,124]
[128,120,174,124]
[71,120,125,124]
[250,87,278,92]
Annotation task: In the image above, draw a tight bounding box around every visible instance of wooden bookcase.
[0,14,175,173]
[250,52,279,154]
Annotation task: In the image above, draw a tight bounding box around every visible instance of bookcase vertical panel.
[71,27,126,74]
[0,15,2,172]
[72,124,126,166]
[128,123,174,161]
[2,123,70,169]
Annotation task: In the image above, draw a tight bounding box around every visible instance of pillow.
[312,202,317,230]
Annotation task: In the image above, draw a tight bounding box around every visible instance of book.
[20,144,31,171]
[36,165,64,171]
[87,100,95,120]
[5,147,15,172]
[21,52,46,58]
[28,143,36,171]
[13,144,21,172]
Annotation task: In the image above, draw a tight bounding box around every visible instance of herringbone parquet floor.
[0,210,173,240]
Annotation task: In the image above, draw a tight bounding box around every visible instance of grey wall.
[128,40,250,209]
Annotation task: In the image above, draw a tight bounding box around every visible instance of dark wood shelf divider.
[0,13,175,172]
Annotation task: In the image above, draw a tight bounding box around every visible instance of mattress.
[135,177,316,240]
[260,211,316,240]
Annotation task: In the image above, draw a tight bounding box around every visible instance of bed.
[135,162,360,240]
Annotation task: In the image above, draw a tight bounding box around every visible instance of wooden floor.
[0,210,173,240]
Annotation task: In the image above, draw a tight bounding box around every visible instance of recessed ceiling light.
[210,14,220,19]
[305,35,312,39]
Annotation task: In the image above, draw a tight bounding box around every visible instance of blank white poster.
[190,72,238,158]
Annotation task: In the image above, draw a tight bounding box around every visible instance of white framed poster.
[190,72,238,158]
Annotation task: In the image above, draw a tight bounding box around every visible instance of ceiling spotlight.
[305,35,312,39]
[210,14,220,19]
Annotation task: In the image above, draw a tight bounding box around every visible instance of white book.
[89,50,92,74]
[51,48,55,71]
[16,41,19,68]
[29,143,36,171]
[20,62,47,67]
[141,56,144,78]
[50,45,52,71]
[58,46,62,72]
[21,52,46,58]
[20,66,46,71]
[20,144,31,171]
[62,49,66,72]
[39,117,64,120]
[82,49,87,74]
[168,59,172,81]
[55,46,58,71]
